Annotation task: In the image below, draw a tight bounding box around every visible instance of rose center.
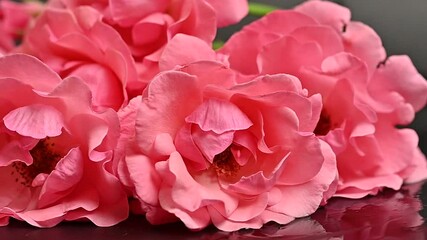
[12,137,62,186]
[212,147,240,177]
[314,109,334,136]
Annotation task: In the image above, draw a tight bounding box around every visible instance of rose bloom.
[0,54,128,227]
[47,0,248,93]
[0,0,42,55]
[19,5,137,111]
[216,0,427,198]
[116,60,337,231]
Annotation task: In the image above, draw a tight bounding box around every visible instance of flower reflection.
[200,183,425,239]
[311,183,424,239]
[199,219,328,240]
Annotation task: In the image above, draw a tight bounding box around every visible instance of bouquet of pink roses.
[0,0,426,232]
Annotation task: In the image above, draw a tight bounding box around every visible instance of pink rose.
[117,61,337,231]
[0,0,42,54]
[217,0,427,198]
[0,54,128,227]
[48,0,248,92]
[19,6,137,111]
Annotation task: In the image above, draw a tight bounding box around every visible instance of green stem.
[248,2,278,17]
[213,40,225,50]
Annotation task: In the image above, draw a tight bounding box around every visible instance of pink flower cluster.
[0,0,426,232]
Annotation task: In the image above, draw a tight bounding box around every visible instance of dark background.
[217,0,427,155]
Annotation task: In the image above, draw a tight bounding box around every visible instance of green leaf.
[248,2,278,17]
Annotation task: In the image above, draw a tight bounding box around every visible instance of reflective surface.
[1,181,427,240]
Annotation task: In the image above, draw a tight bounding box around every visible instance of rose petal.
[205,0,248,27]
[295,0,351,32]
[174,124,208,171]
[136,71,203,153]
[370,55,427,113]
[207,206,263,232]
[226,193,269,222]
[159,187,211,230]
[404,148,427,183]
[48,77,93,115]
[259,36,323,76]
[109,0,168,26]
[3,104,64,139]
[343,22,386,76]
[279,134,325,185]
[178,61,236,88]
[0,54,61,92]
[335,174,403,199]
[270,140,336,218]
[232,130,258,163]
[156,152,238,216]
[73,163,129,227]
[38,147,84,208]
[191,127,234,162]
[68,114,109,162]
[160,34,216,71]
[290,25,344,58]
[225,152,289,195]
[219,29,279,75]
[67,64,125,110]
[0,132,35,166]
[260,210,294,226]
[131,13,171,56]
[230,74,304,96]
[125,154,160,206]
[186,98,253,134]
[0,165,31,209]
[168,0,216,44]
[245,10,317,35]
